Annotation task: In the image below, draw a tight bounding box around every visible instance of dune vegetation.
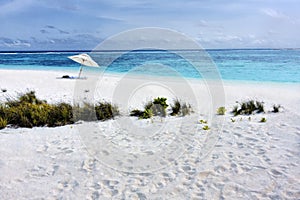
[130,97,193,119]
[0,91,119,129]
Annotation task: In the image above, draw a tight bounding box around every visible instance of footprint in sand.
[270,169,283,176]
[52,165,59,176]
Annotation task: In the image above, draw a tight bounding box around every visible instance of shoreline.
[1,68,300,85]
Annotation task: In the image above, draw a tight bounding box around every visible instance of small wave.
[0,52,19,55]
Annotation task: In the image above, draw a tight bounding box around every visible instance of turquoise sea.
[0,49,299,83]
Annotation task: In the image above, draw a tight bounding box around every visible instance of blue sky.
[0,0,299,50]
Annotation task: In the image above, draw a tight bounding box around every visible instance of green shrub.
[170,99,192,116]
[19,91,45,104]
[141,108,153,119]
[202,125,210,130]
[231,100,264,116]
[5,91,44,107]
[170,99,181,116]
[130,109,144,117]
[151,97,168,117]
[153,97,168,109]
[130,97,169,119]
[0,105,7,118]
[73,102,119,122]
[181,102,192,116]
[73,102,97,122]
[4,101,51,128]
[0,117,7,129]
[217,107,226,115]
[48,103,73,127]
[95,102,119,121]
[0,91,119,128]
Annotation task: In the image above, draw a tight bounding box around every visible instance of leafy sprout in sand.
[217,106,226,115]
[260,117,267,123]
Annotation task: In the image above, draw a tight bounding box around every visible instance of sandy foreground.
[0,69,299,199]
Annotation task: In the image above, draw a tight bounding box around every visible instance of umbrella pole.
[78,65,83,78]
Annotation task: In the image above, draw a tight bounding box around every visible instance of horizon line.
[0,47,299,53]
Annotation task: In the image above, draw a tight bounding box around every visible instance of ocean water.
[0,49,299,83]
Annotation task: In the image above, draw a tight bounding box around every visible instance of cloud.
[261,8,289,19]
[40,29,49,34]
[58,30,70,34]
[45,25,56,29]
[44,25,70,34]
[0,37,31,48]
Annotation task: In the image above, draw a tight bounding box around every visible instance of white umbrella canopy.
[68,53,99,78]
[68,53,99,67]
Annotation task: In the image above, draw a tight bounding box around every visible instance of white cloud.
[3,39,31,47]
[261,8,289,19]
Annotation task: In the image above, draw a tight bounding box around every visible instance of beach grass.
[170,99,193,116]
[0,91,119,129]
[95,102,119,121]
[130,97,168,119]
[232,100,264,116]
[130,97,192,119]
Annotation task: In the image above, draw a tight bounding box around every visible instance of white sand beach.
[0,69,300,199]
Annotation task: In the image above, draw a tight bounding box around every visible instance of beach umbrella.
[68,53,99,78]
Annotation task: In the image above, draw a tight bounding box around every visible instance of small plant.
[260,117,267,123]
[95,102,119,121]
[181,102,192,116]
[142,108,153,119]
[199,119,207,124]
[170,99,181,116]
[231,100,264,116]
[202,125,210,130]
[272,105,281,113]
[130,97,168,119]
[231,118,236,122]
[0,117,7,129]
[130,109,144,117]
[151,97,168,117]
[73,102,97,122]
[153,97,168,109]
[171,99,193,116]
[232,105,240,116]
[217,106,226,115]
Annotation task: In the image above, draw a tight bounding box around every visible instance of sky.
[0,0,299,50]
